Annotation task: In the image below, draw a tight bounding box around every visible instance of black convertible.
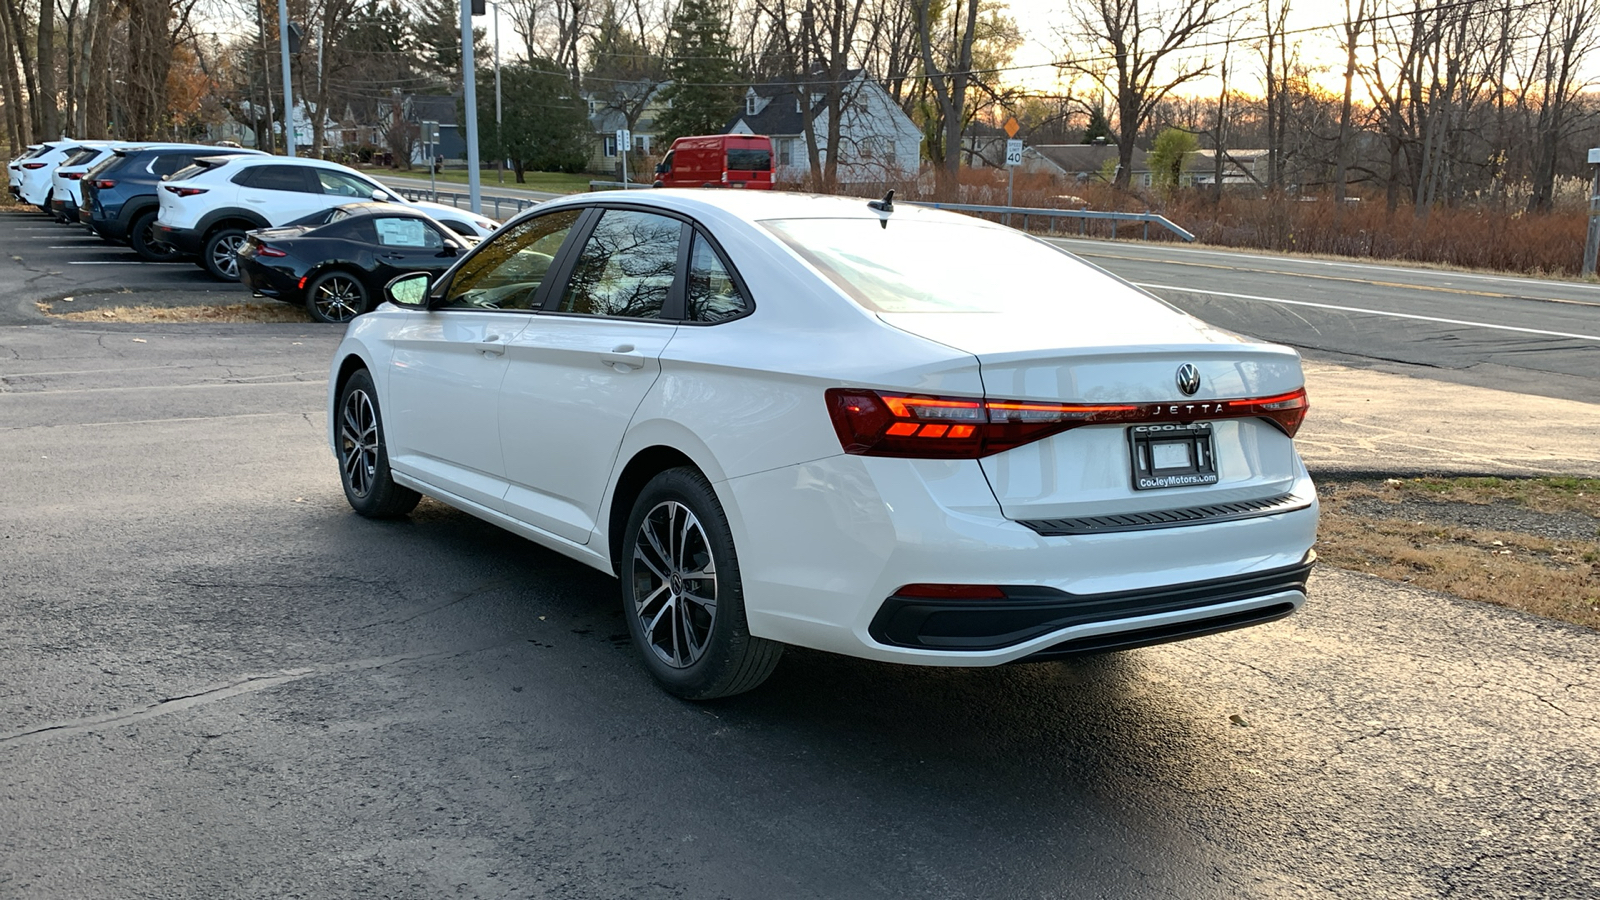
[237,202,477,323]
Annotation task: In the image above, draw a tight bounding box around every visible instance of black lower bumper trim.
[869,555,1314,652]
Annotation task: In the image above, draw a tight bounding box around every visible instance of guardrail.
[389,187,541,219]
[901,201,1196,242]
[587,180,654,191]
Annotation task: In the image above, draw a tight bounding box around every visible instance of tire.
[621,467,782,699]
[129,210,182,261]
[335,369,421,519]
[201,227,248,281]
[305,271,371,324]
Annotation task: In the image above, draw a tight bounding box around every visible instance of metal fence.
[389,187,541,220]
[901,201,1196,242]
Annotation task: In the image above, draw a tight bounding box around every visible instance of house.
[584,85,669,179]
[726,70,922,184]
[385,93,465,165]
[1187,149,1270,188]
[1031,142,1153,187]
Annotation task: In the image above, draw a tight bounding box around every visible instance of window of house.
[746,93,757,116]
[604,136,617,158]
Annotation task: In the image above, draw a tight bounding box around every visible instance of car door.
[382,207,586,512]
[236,164,324,223]
[497,206,685,545]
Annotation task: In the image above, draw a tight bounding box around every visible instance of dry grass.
[1317,477,1600,629]
[38,301,312,323]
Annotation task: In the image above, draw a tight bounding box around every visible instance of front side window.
[685,233,748,323]
[556,209,682,320]
[316,169,377,198]
[442,208,581,311]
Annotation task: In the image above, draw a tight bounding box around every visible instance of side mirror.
[371,189,390,202]
[386,272,431,309]
[442,238,462,256]
[654,162,668,174]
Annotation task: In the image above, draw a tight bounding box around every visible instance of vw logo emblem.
[1176,364,1202,396]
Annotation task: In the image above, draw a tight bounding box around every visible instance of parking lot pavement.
[1,325,1597,898]
[0,208,243,325]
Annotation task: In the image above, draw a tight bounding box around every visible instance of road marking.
[1078,247,1600,307]
[1135,282,1600,342]
[67,260,191,265]
[48,245,126,250]
[1049,236,1600,294]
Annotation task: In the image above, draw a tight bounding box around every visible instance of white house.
[726,70,922,184]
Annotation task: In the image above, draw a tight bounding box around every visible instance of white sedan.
[326,190,1318,699]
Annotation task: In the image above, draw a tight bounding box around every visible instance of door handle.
[478,333,506,357]
[600,344,645,370]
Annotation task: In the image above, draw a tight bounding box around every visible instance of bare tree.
[1527,0,1600,210]
[1059,0,1228,189]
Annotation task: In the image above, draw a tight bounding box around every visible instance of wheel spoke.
[633,543,671,584]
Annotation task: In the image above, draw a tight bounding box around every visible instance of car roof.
[217,155,367,172]
[532,188,987,230]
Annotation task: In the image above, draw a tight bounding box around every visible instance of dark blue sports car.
[238,202,478,323]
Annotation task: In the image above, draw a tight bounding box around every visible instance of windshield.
[761,217,1128,315]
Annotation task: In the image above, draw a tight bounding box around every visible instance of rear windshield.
[62,148,100,167]
[727,148,771,171]
[761,217,1109,315]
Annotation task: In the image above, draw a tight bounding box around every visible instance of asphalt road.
[1,325,1596,899]
[1050,237,1600,404]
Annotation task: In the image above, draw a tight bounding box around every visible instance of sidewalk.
[1298,360,1600,478]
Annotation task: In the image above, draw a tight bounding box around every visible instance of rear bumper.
[723,453,1319,666]
[154,224,204,256]
[238,257,301,300]
[871,555,1314,656]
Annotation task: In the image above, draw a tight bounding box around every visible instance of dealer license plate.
[1128,422,1219,490]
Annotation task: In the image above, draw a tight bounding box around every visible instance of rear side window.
[243,165,315,193]
[727,148,771,171]
[152,154,199,178]
[685,233,748,323]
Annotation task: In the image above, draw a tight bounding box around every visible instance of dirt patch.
[37,300,312,323]
[1316,477,1600,630]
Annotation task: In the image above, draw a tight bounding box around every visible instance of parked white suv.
[155,156,492,280]
[50,143,120,222]
[14,140,106,211]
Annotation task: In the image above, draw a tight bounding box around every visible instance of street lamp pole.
[461,0,481,213]
[488,0,502,184]
[277,0,295,156]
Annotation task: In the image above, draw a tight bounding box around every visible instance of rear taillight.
[92,178,116,189]
[64,172,84,180]
[255,244,287,258]
[22,162,46,169]
[162,185,208,197]
[825,386,1309,459]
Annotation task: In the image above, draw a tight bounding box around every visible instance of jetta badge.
[1176,364,1202,396]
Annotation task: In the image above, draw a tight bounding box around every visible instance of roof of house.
[1033,143,1149,174]
[725,69,882,135]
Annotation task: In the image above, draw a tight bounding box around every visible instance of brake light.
[92,179,116,189]
[162,185,208,197]
[825,386,1309,459]
[22,162,46,169]
[255,244,287,258]
[64,172,84,180]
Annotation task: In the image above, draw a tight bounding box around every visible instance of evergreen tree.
[654,0,742,142]
[1082,104,1112,144]
[474,60,591,178]
[413,0,487,90]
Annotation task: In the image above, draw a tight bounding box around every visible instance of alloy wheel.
[211,234,244,278]
[339,388,379,499]
[140,220,179,260]
[630,500,719,669]
[312,276,365,322]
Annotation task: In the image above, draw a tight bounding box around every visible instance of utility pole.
[461,0,481,213]
[494,2,502,185]
[278,0,295,156]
